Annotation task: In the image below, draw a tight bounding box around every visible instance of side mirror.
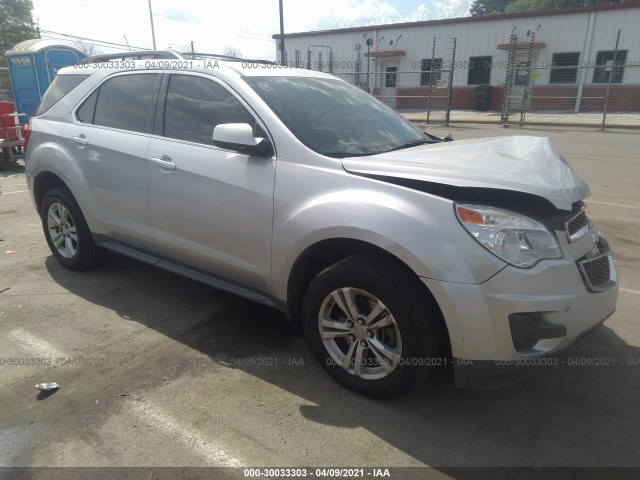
[212,123,273,157]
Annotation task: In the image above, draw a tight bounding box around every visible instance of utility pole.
[191,40,195,58]
[601,29,621,131]
[279,0,285,65]
[148,0,157,50]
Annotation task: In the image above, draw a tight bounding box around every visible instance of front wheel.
[303,255,443,399]
[40,187,106,270]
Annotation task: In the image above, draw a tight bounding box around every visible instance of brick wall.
[396,86,475,109]
[530,86,576,111]
[580,85,640,112]
[528,85,640,112]
[490,86,505,111]
[394,84,640,112]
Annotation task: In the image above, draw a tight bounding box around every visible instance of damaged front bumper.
[422,232,618,389]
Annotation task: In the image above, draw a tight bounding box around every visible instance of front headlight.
[455,203,562,268]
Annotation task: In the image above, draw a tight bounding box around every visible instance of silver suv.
[26,52,618,398]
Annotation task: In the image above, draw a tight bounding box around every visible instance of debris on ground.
[35,382,59,391]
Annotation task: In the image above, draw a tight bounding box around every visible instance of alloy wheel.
[318,287,402,380]
[47,202,78,259]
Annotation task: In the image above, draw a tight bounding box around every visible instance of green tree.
[471,0,626,15]
[72,41,101,56]
[470,0,515,16]
[223,46,244,59]
[0,0,36,55]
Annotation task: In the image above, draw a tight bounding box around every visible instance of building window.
[468,56,492,85]
[420,58,442,86]
[550,52,580,84]
[593,50,627,84]
[385,67,397,88]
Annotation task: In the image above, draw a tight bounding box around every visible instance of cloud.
[31,0,472,60]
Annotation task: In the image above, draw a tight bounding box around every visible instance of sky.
[31,0,473,60]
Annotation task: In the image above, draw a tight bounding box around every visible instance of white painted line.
[1,190,29,195]
[7,328,66,359]
[588,201,640,210]
[131,401,244,467]
[620,287,640,296]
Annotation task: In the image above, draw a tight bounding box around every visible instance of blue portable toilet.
[5,39,85,122]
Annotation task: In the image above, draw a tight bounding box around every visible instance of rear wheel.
[303,255,442,399]
[41,187,107,270]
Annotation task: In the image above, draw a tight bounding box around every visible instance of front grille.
[565,210,589,242]
[580,255,611,289]
[577,236,615,292]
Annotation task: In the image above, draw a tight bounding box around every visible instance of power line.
[39,30,275,60]
[39,29,149,50]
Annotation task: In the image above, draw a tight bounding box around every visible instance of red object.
[364,50,407,58]
[497,42,546,50]
[0,101,20,141]
[22,121,32,150]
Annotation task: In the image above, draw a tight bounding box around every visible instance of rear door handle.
[150,155,176,170]
[72,135,88,146]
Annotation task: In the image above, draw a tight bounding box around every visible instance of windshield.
[244,76,429,158]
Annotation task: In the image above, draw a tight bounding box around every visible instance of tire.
[40,187,107,270]
[303,255,442,399]
[0,151,6,171]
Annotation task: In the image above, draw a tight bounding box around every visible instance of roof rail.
[80,50,184,64]
[181,52,277,65]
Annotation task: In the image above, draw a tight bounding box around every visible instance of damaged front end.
[342,135,590,213]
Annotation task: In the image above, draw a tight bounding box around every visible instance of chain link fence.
[287,26,640,130]
[499,28,640,129]
[303,37,458,126]
[335,67,454,126]
[0,57,15,103]
[1,34,639,130]
[498,62,640,128]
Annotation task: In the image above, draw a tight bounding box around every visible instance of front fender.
[271,160,506,300]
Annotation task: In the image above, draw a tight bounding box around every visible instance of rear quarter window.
[34,74,90,116]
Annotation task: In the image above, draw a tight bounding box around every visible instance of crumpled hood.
[342,136,590,210]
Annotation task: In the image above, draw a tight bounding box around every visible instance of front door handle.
[150,155,176,171]
[72,135,88,146]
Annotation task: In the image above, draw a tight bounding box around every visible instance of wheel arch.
[285,237,451,356]
[33,171,69,212]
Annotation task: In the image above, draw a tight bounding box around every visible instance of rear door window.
[34,74,90,116]
[88,74,158,134]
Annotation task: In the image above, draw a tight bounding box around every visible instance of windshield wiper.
[325,139,432,158]
[387,139,432,152]
[325,151,385,158]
